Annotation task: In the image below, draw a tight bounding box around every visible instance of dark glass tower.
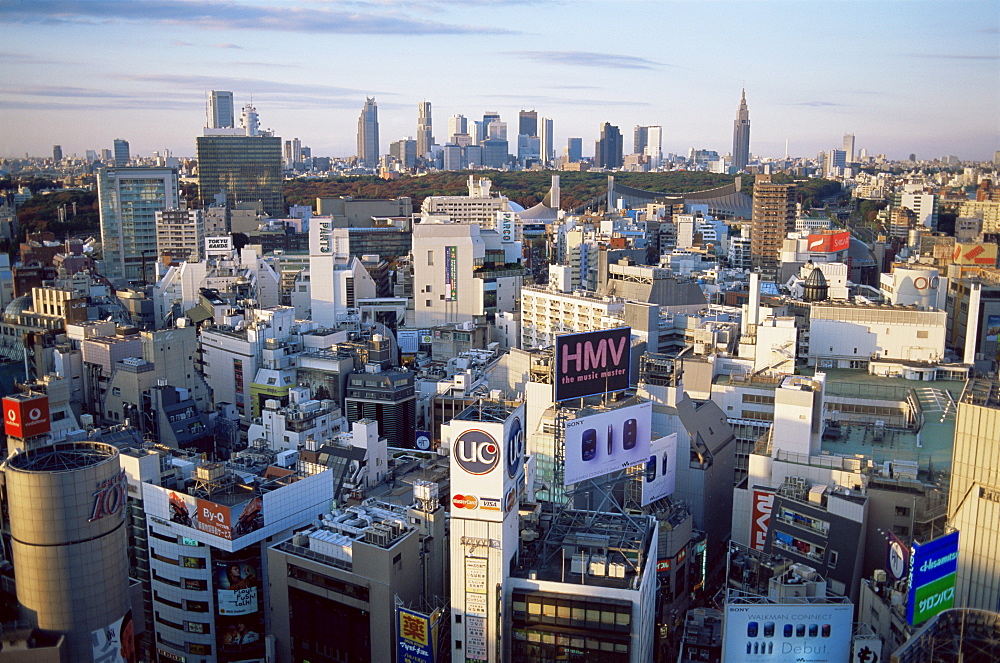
[196,135,284,217]
[732,88,751,172]
[357,97,380,167]
[595,122,623,169]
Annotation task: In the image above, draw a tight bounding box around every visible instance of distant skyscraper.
[540,117,554,166]
[595,123,623,169]
[52,145,62,162]
[633,126,649,155]
[750,173,795,279]
[518,110,538,138]
[566,137,583,163]
[390,138,417,169]
[357,97,380,166]
[196,134,283,216]
[644,126,663,168]
[99,166,179,281]
[481,112,501,144]
[417,101,434,159]
[842,133,855,162]
[448,115,467,142]
[113,139,130,167]
[207,90,235,129]
[732,88,751,172]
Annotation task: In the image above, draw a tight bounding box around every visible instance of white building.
[807,303,946,369]
[519,287,625,350]
[307,218,377,327]
[420,176,515,231]
[155,209,205,263]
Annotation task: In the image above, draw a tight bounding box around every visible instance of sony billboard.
[722,601,854,663]
[555,327,631,401]
[563,401,651,486]
[641,433,677,506]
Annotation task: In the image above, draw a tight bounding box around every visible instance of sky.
[1,0,997,162]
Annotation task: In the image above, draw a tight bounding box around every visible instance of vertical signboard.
[750,488,776,552]
[886,531,910,581]
[233,358,245,408]
[554,327,632,401]
[464,557,488,661]
[907,531,959,625]
[445,245,458,301]
[214,560,259,616]
[641,433,678,506]
[397,607,436,663]
[91,610,135,663]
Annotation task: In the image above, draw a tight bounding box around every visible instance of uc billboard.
[907,530,959,625]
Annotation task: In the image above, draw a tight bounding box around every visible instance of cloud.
[480,93,650,108]
[909,53,999,61]
[792,101,848,108]
[115,73,378,99]
[171,39,193,47]
[213,43,243,49]
[0,0,514,35]
[8,85,133,99]
[0,51,64,64]
[507,50,663,70]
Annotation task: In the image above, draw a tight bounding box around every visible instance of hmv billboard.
[555,327,631,401]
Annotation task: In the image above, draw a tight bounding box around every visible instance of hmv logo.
[454,429,499,475]
[555,328,632,401]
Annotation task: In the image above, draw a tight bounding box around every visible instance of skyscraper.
[948,378,1000,611]
[357,97,380,166]
[113,138,130,167]
[52,145,62,162]
[540,117,554,166]
[448,114,467,142]
[750,173,795,279]
[98,166,179,281]
[417,101,433,158]
[566,137,583,163]
[843,133,855,162]
[645,126,663,168]
[732,88,751,172]
[481,112,501,144]
[518,110,538,139]
[595,122,623,169]
[207,90,235,129]
[633,126,649,155]
[196,134,283,216]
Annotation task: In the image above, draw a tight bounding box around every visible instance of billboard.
[445,246,458,301]
[886,531,910,581]
[807,230,851,253]
[750,488,776,552]
[851,635,882,663]
[448,404,524,522]
[415,430,432,451]
[3,394,50,439]
[953,242,998,266]
[397,607,437,663]
[641,433,678,506]
[907,531,959,625]
[554,327,632,401]
[398,329,420,353]
[215,560,259,616]
[563,401,651,486]
[498,211,515,243]
[165,491,264,541]
[722,601,854,663]
[91,610,135,663]
[205,235,233,256]
[985,314,1000,343]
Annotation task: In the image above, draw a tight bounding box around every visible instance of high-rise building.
[948,378,1000,611]
[390,137,417,169]
[52,145,62,162]
[843,133,855,162]
[539,117,554,166]
[750,173,795,278]
[595,122,623,169]
[207,90,235,128]
[113,138,130,167]
[155,208,205,263]
[732,88,751,172]
[357,97,380,166]
[645,125,663,168]
[98,166,179,282]
[566,137,583,163]
[518,109,538,138]
[196,134,284,216]
[634,126,649,155]
[481,112,501,144]
[417,100,433,158]
[448,114,467,142]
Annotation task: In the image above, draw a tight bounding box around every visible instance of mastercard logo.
[452,494,478,509]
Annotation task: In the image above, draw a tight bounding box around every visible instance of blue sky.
[1,0,997,161]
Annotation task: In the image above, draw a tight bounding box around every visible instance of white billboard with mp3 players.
[563,401,651,486]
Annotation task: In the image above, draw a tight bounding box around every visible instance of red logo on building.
[3,394,50,439]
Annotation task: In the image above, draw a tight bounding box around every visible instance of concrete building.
[207,90,235,129]
[196,134,284,217]
[519,286,625,350]
[155,208,205,264]
[948,378,1000,612]
[5,441,133,663]
[344,363,415,449]
[416,100,433,159]
[98,167,179,282]
[750,174,795,280]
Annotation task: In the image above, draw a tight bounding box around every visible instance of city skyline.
[0,0,997,161]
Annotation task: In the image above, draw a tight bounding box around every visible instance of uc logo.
[506,417,523,478]
[454,429,499,475]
